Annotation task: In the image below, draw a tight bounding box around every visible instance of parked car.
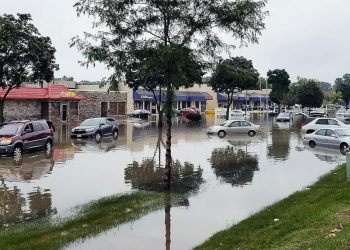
[206,120,260,138]
[71,117,119,141]
[303,128,350,155]
[127,109,151,119]
[276,112,291,122]
[180,107,200,115]
[300,117,348,135]
[309,108,327,117]
[0,120,54,158]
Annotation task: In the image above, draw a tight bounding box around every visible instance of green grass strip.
[196,164,350,250]
[0,191,164,250]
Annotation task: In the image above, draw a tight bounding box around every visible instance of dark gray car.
[71,117,119,141]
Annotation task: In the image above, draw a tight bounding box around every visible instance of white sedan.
[303,128,350,154]
[206,120,260,138]
[300,117,349,135]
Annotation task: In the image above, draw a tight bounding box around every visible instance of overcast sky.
[1,0,350,84]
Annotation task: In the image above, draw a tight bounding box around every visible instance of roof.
[133,90,212,101]
[0,85,85,101]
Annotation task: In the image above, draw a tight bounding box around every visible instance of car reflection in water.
[296,145,346,163]
[71,137,118,153]
[0,150,54,181]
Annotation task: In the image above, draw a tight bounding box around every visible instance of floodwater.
[0,114,346,249]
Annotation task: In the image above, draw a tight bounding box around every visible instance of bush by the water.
[186,112,202,121]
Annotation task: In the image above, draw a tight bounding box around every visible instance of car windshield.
[80,118,102,126]
[335,129,350,137]
[279,113,289,117]
[0,123,23,135]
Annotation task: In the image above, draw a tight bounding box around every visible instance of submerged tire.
[248,130,256,137]
[13,145,23,163]
[309,141,316,148]
[112,129,119,139]
[340,143,349,155]
[95,132,102,142]
[218,130,226,138]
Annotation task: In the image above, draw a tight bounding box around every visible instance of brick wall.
[4,100,41,121]
[75,90,127,120]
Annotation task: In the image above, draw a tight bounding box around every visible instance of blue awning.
[217,93,246,101]
[133,90,212,102]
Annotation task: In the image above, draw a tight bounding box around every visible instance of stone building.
[0,85,85,123]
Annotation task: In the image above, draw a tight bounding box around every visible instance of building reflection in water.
[210,147,259,186]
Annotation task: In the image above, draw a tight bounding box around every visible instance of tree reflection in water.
[267,124,291,160]
[0,180,57,227]
[210,147,259,186]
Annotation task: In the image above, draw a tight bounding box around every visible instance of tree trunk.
[0,99,4,123]
[164,84,173,190]
[164,192,171,250]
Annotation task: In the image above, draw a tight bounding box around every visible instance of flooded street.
[0,114,345,249]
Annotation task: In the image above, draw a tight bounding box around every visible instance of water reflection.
[267,123,291,160]
[0,181,56,227]
[210,147,259,186]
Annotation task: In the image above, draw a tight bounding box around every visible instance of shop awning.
[0,85,85,101]
[217,93,247,101]
[133,90,212,101]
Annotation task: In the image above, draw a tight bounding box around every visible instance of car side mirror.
[100,123,106,127]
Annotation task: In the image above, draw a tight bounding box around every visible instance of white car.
[300,117,348,135]
[206,120,260,138]
[303,128,350,155]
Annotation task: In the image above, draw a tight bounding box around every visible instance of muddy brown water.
[0,114,345,249]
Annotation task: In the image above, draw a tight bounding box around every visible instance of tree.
[72,0,267,189]
[318,81,332,91]
[330,91,343,105]
[267,69,291,109]
[334,74,350,108]
[295,77,324,109]
[0,14,58,122]
[211,57,259,120]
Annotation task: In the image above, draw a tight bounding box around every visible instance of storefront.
[0,85,85,123]
[133,90,212,113]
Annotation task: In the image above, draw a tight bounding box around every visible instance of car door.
[313,129,327,146]
[324,129,339,147]
[314,119,329,131]
[100,118,112,135]
[240,121,252,134]
[32,121,45,147]
[227,121,242,134]
[22,123,37,150]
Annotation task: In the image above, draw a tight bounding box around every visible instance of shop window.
[118,102,126,115]
[110,102,118,115]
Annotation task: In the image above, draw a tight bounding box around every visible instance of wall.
[75,90,127,120]
[4,100,41,121]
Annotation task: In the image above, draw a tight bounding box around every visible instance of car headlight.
[0,138,12,145]
[71,129,75,133]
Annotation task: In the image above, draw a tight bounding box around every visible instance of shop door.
[62,104,67,122]
[41,102,49,120]
[101,102,108,117]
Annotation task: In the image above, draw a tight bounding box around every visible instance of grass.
[196,163,350,250]
[0,191,164,250]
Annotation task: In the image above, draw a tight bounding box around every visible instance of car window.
[315,119,328,125]
[328,119,339,125]
[106,118,115,125]
[229,121,240,127]
[24,123,34,133]
[0,123,23,135]
[325,129,336,137]
[32,122,44,132]
[240,121,251,127]
[315,129,326,136]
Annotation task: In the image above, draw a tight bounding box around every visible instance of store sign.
[140,95,153,99]
[60,91,76,98]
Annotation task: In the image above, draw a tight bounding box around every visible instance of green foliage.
[0,13,58,121]
[185,112,202,122]
[0,14,58,88]
[318,81,332,91]
[330,91,343,105]
[334,74,350,107]
[211,56,259,119]
[267,69,291,105]
[294,77,324,108]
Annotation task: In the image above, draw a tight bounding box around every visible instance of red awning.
[0,85,85,101]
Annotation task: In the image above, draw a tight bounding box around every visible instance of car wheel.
[218,130,226,138]
[112,129,119,139]
[95,132,102,142]
[45,140,53,155]
[309,141,316,148]
[248,130,256,137]
[13,145,23,162]
[340,143,349,155]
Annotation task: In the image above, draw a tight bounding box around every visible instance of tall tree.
[267,69,291,109]
[0,14,58,122]
[329,91,342,105]
[334,74,350,108]
[295,77,324,109]
[211,57,259,120]
[72,0,267,189]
